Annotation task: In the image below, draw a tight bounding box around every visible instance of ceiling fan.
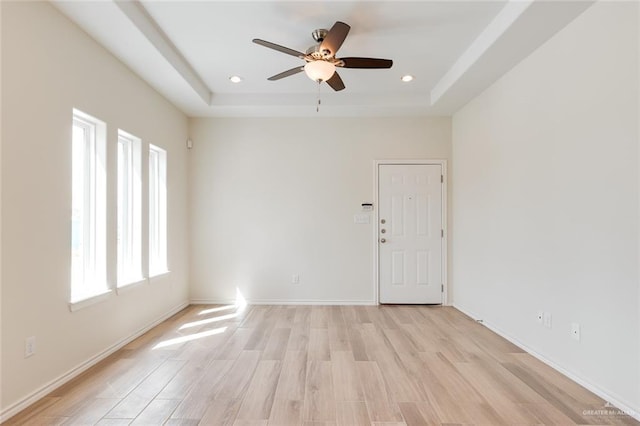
[252,21,393,91]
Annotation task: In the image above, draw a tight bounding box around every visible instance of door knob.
[380,238,386,243]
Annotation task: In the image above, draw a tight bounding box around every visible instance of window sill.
[149,270,171,281]
[69,289,113,312]
[116,278,148,295]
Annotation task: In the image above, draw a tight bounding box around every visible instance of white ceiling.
[52,1,593,118]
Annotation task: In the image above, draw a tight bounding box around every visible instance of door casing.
[374,159,448,305]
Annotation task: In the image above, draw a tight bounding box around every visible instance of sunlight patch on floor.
[198,305,236,315]
[152,326,227,349]
[179,312,239,330]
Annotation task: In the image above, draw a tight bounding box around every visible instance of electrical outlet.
[291,274,300,284]
[571,323,580,341]
[537,311,544,324]
[543,312,552,329]
[25,336,36,358]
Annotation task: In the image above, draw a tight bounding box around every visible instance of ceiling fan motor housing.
[308,29,333,58]
[311,28,328,43]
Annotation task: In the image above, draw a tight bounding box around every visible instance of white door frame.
[374,159,448,305]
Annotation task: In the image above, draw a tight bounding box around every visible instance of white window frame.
[70,109,108,305]
[117,130,143,287]
[149,144,168,276]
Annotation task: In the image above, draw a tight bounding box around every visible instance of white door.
[378,164,443,304]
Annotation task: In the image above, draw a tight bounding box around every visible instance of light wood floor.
[6,305,638,426]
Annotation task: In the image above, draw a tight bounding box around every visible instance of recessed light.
[401,75,414,83]
[229,75,243,83]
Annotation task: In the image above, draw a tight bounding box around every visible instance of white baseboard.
[190,298,237,305]
[190,298,377,306]
[453,303,640,422]
[0,301,189,423]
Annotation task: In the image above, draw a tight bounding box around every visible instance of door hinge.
[441,229,444,238]
[441,284,444,292]
[441,175,444,183]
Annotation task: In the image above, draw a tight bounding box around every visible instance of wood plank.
[170,325,235,362]
[130,399,180,425]
[182,359,235,399]
[214,351,262,400]
[383,329,423,356]
[170,396,213,421]
[198,398,242,426]
[262,328,291,360]
[164,419,200,426]
[214,328,253,360]
[328,324,351,352]
[232,420,268,426]
[244,318,276,351]
[373,348,427,402]
[287,323,310,351]
[418,352,486,404]
[335,401,370,426]
[21,416,71,426]
[105,358,185,419]
[236,360,282,420]
[95,419,132,425]
[104,393,150,419]
[397,401,440,426]
[518,402,579,425]
[268,399,303,425]
[39,359,137,417]
[67,398,120,425]
[310,307,329,329]
[347,326,369,361]
[95,357,167,399]
[303,360,335,422]
[501,361,598,424]
[274,351,307,401]
[355,361,403,422]
[453,360,541,424]
[308,328,331,361]
[331,351,364,401]
[510,352,606,405]
[155,361,206,399]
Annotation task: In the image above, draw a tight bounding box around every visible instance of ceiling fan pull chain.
[317,81,321,112]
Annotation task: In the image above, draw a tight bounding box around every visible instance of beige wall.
[452,2,639,413]
[1,2,190,415]
[188,117,451,304]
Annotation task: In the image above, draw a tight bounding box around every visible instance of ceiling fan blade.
[340,57,393,69]
[252,39,306,58]
[326,71,345,91]
[319,21,350,57]
[268,66,305,81]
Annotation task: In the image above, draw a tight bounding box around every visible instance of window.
[117,130,142,286]
[149,144,167,275]
[71,109,107,302]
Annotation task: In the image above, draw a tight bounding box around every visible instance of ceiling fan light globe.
[304,61,336,82]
